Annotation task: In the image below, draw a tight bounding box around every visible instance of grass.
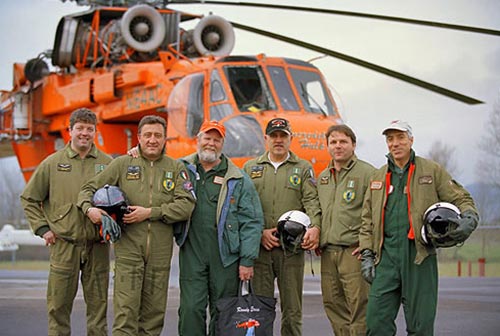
[0,260,49,271]
[2,228,499,277]
[304,228,500,277]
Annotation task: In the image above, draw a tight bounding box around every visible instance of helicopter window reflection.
[167,73,205,138]
[223,65,275,112]
[210,70,227,102]
[222,115,265,158]
[289,69,335,116]
[268,66,300,111]
[210,69,234,120]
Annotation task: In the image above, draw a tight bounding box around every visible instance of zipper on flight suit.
[145,160,153,262]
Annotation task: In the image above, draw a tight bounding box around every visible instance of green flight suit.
[243,151,321,336]
[78,150,195,336]
[20,143,111,336]
[178,154,263,336]
[317,155,375,336]
[360,151,478,336]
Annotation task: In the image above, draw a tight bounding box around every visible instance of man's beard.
[199,149,219,163]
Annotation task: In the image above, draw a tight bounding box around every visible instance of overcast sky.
[0,0,499,185]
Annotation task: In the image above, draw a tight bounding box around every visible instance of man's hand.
[86,207,106,224]
[122,205,151,224]
[352,246,362,260]
[301,226,320,250]
[127,146,139,158]
[261,228,280,251]
[361,249,376,284]
[42,230,56,246]
[239,265,254,281]
[448,210,479,243]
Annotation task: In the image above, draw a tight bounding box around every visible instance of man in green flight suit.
[359,120,479,335]
[78,115,195,336]
[243,117,321,336]
[20,108,112,336]
[317,124,375,336]
[177,120,264,336]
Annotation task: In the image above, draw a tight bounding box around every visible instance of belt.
[60,237,98,247]
[325,242,359,251]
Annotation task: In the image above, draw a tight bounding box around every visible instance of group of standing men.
[20,106,478,336]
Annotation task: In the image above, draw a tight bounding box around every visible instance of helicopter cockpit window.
[209,69,234,120]
[223,65,275,112]
[222,115,265,158]
[289,68,336,116]
[268,66,300,111]
[167,72,205,138]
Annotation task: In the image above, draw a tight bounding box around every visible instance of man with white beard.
[177,120,264,336]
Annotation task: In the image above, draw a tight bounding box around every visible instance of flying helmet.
[92,184,130,225]
[422,202,461,248]
[276,210,311,253]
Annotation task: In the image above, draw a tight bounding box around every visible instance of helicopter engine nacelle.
[52,5,174,68]
[120,4,166,52]
[191,15,235,56]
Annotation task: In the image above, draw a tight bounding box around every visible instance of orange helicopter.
[0,0,493,182]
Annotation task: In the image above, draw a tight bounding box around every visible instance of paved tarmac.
[1,269,499,335]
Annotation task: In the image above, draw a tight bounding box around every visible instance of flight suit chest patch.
[95,164,107,174]
[250,165,264,178]
[320,176,329,184]
[371,181,383,190]
[343,190,356,202]
[163,171,175,191]
[347,180,356,188]
[419,176,433,184]
[57,163,71,172]
[289,167,302,187]
[126,165,141,180]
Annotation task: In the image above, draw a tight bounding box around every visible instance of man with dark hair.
[177,120,263,336]
[21,108,112,335]
[78,115,196,335]
[317,124,375,335]
[360,120,479,335]
[243,117,321,336]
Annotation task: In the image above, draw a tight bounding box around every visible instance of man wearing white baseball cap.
[359,120,479,335]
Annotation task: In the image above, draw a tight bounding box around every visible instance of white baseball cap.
[382,120,413,138]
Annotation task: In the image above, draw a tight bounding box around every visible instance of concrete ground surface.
[1,270,499,335]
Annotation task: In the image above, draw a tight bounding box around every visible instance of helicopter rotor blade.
[170,1,500,36]
[230,21,483,105]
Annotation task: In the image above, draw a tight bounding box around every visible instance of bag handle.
[238,280,254,297]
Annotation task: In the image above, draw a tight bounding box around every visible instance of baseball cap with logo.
[265,118,292,135]
[198,120,226,138]
[382,120,413,138]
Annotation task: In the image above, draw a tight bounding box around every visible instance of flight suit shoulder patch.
[180,170,189,180]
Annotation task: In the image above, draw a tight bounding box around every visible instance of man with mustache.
[78,115,195,335]
[243,117,321,336]
[177,120,264,336]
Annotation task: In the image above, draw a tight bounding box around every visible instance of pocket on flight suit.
[47,203,78,241]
